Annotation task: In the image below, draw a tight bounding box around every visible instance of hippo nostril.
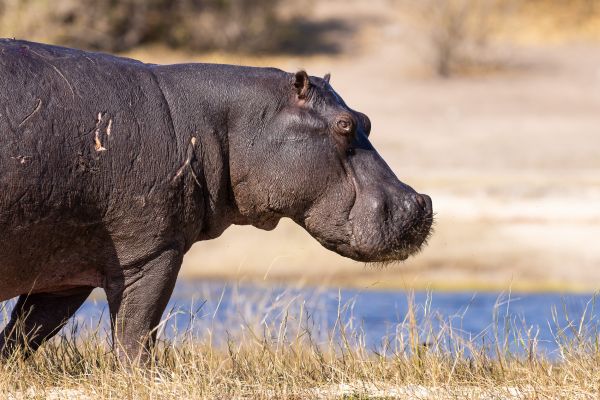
[415,195,426,209]
[414,194,432,215]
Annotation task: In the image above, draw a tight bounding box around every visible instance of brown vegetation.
[0,0,301,53]
[398,0,600,77]
[400,0,511,77]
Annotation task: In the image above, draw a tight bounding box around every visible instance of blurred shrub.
[0,0,295,53]
[402,0,511,77]
[403,0,600,77]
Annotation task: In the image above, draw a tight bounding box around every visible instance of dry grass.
[2,289,600,399]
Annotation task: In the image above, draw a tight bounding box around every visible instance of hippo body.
[0,39,432,360]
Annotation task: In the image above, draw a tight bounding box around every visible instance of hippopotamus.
[0,39,432,361]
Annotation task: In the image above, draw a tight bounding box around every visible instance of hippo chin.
[0,39,432,361]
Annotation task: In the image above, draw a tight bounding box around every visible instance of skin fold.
[0,39,432,362]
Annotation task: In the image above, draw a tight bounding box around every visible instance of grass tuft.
[1,288,600,399]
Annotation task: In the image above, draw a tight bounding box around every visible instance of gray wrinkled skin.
[0,40,433,362]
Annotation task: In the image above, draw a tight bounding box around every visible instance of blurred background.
[2,0,599,292]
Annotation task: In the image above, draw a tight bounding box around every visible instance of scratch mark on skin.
[18,99,42,127]
[28,48,76,100]
[11,155,32,164]
[173,166,184,179]
[94,112,107,152]
[172,136,200,186]
[49,64,75,99]
[94,131,106,152]
[106,119,113,136]
[189,165,202,187]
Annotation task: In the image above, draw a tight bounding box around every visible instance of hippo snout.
[404,192,434,250]
[346,189,434,264]
[414,193,433,217]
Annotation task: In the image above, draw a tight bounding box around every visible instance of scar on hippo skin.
[10,155,32,165]
[172,136,202,187]
[93,112,112,152]
[27,47,77,100]
[18,98,42,127]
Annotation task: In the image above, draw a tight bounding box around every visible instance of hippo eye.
[336,118,354,135]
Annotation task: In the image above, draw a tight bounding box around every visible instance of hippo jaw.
[301,182,434,264]
[345,180,434,263]
[347,204,434,263]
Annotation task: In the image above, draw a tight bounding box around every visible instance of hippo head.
[228,70,433,263]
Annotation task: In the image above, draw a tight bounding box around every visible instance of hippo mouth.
[301,181,435,265]
[374,215,434,263]
[354,213,434,265]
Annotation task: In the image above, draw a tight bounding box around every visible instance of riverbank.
[4,291,599,399]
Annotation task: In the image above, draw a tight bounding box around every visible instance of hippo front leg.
[105,246,183,364]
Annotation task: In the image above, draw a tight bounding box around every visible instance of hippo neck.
[150,63,289,243]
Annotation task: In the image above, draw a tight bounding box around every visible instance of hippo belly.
[0,219,109,301]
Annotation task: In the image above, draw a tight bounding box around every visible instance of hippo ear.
[293,70,311,99]
[323,73,331,84]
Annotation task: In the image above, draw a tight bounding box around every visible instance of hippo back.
[0,39,182,229]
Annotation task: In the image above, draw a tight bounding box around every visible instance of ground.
[121,0,600,292]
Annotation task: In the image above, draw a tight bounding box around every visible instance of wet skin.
[0,40,432,361]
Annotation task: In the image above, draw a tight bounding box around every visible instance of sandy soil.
[127,0,600,292]
[11,384,582,400]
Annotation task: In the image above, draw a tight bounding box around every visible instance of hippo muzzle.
[348,188,433,263]
[300,137,434,264]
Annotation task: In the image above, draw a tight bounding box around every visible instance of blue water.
[9,280,600,357]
